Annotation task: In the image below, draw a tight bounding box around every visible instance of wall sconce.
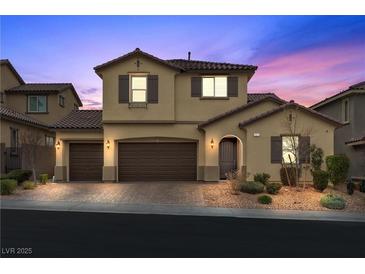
[55,141,60,150]
[106,140,110,149]
[210,138,214,149]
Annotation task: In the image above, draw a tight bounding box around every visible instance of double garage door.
[69,142,197,181]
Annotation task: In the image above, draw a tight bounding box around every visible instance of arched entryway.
[219,136,242,179]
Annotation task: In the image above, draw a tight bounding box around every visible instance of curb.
[1,199,365,223]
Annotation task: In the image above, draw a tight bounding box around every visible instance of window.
[131,75,147,102]
[202,76,227,97]
[282,136,299,164]
[28,95,47,112]
[342,99,350,123]
[58,95,65,107]
[10,127,19,154]
[45,135,55,147]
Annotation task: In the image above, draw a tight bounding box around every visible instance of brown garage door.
[118,142,197,181]
[69,143,103,181]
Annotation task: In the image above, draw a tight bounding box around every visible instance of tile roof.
[247,92,283,103]
[239,101,343,128]
[311,81,365,109]
[6,83,83,106]
[198,94,286,129]
[345,136,365,145]
[0,59,25,85]
[166,59,257,72]
[0,105,48,128]
[51,110,102,129]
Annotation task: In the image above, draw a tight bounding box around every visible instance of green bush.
[280,167,300,186]
[6,169,32,184]
[320,194,346,210]
[326,155,350,186]
[258,195,272,204]
[266,182,282,195]
[0,179,17,195]
[22,181,37,190]
[312,170,329,192]
[241,181,265,194]
[253,173,271,185]
[39,174,48,184]
[310,145,324,171]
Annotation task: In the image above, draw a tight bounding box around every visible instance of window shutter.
[119,75,129,103]
[299,136,310,164]
[147,75,158,103]
[191,77,202,97]
[227,76,238,97]
[271,136,282,163]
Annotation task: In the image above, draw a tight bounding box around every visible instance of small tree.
[326,154,350,188]
[310,145,324,171]
[20,130,44,182]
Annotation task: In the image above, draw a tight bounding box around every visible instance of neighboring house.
[311,81,365,177]
[0,59,82,175]
[52,48,342,182]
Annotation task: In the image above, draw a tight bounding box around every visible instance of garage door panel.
[69,143,103,181]
[118,142,197,181]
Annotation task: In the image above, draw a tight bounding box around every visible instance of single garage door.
[69,143,103,181]
[118,142,197,181]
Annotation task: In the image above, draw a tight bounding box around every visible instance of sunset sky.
[1,16,364,108]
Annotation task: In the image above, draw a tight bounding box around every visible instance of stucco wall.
[0,64,22,93]
[5,88,79,125]
[244,109,336,182]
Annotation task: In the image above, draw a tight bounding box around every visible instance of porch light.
[106,140,110,149]
[56,141,60,150]
[210,138,214,149]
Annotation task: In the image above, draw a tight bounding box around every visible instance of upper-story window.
[28,95,47,113]
[45,135,55,147]
[202,76,227,97]
[58,95,65,107]
[131,75,147,102]
[342,98,350,123]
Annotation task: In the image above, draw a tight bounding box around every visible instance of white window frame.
[202,76,228,97]
[342,98,350,123]
[130,74,148,103]
[282,135,299,164]
[28,95,47,113]
[45,135,55,147]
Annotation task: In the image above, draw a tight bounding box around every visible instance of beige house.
[0,59,82,175]
[53,48,342,182]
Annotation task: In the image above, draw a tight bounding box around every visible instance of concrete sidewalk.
[1,199,364,223]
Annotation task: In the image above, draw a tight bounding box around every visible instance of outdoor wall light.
[210,138,214,149]
[56,141,60,150]
[106,140,110,149]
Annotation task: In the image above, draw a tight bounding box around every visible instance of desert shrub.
[39,174,48,184]
[6,169,32,184]
[241,181,265,194]
[22,181,37,190]
[310,145,324,171]
[0,179,17,195]
[326,155,350,186]
[312,170,329,192]
[280,167,300,186]
[266,182,282,195]
[258,195,272,204]
[320,194,346,210]
[226,170,241,195]
[253,173,271,185]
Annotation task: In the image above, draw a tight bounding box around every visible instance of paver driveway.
[2,182,214,206]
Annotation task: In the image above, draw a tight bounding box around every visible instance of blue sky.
[1,16,364,108]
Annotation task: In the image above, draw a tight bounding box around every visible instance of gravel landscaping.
[1,181,364,212]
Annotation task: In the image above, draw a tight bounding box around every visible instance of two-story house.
[0,59,82,175]
[311,82,365,177]
[53,48,342,182]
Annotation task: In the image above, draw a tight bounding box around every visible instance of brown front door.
[118,142,197,181]
[219,138,237,179]
[69,143,103,181]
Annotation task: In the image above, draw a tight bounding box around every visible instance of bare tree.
[281,106,313,190]
[20,130,44,182]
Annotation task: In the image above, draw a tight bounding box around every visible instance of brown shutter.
[271,136,282,163]
[191,77,202,97]
[119,75,129,103]
[227,76,238,97]
[147,75,158,103]
[299,136,310,164]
